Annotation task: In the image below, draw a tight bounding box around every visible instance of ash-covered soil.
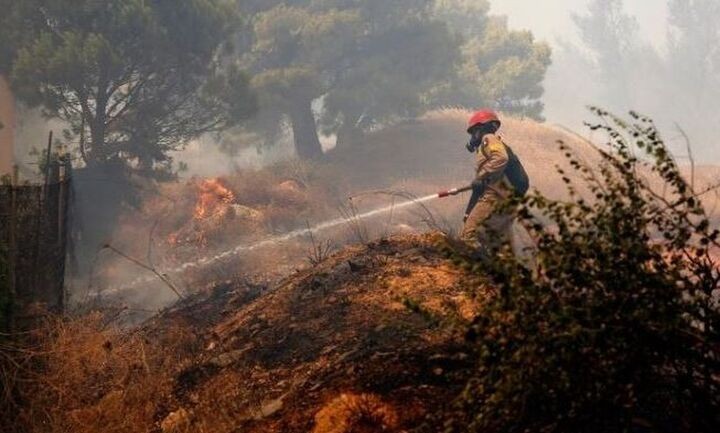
[107,233,486,433]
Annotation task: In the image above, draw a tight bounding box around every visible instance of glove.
[471,178,487,192]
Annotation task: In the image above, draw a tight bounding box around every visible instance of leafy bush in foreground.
[446,109,720,433]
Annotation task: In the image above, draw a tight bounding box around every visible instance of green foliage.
[315,0,458,146]
[228,0,553,156]
[572,0,640,66]
[431,0,552,119]
[8,0,256,175]
[237,3,360,158]
[6,0,554,162]
[0,0,44,74]
[235,0,459,156]
[432,0,491,30]
[446,110,720,432]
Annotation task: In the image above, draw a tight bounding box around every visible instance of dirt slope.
[159,233,483,432]
[49,234,483,433]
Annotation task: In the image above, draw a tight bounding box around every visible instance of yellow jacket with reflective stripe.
[475,134,510,195]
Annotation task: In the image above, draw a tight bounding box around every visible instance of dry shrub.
[224,169,277,207]
[4,313,199,433]
[272,180,308,207]
[313,393,399,433]
[183,370,254,433]
[160,407,191,432]
[267,159,346,192]
[262,204,310,232]
[171,162,337,243]
[446,110,720,433]
[105,159,343,267]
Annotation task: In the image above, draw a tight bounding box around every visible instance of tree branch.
[102,244,185,300]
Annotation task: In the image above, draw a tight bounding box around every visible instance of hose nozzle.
[438,185,472,198]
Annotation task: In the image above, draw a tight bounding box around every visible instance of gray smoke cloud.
[491,0,668,49]
[492,0,718,164]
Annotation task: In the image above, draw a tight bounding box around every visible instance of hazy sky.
[491,0,669,50]
[488,1,720,162]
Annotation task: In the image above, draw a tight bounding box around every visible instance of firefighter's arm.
[476,135,509,182]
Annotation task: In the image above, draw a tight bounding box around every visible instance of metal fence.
[0,162,72,331]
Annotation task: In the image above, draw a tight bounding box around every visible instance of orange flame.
[194,178,236,220]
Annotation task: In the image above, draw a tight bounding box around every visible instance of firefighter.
[461,109,528,254]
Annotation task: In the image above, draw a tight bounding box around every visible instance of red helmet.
[467,109,500,133]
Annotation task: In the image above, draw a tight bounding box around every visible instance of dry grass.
[313,393,399,433]
[90,159,343,299]
[113,160,340,250]
[4,233,481,433]
[329,108,719,207]
[2,314,200,433]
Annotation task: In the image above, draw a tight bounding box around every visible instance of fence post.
[7,167,17,331]
[44,131,53,187]
[1,155,72,325]
[56,159,71,314]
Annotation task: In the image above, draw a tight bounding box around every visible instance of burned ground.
[14,234,485,432]
[174,234,483,432]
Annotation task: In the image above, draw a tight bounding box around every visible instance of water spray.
[106,185,471,294]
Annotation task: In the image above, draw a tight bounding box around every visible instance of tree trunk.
[80,85,109,167]
[289,101,323,160]
[0,74,16,176]
[85,122,107,169]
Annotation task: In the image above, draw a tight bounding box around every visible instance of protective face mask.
[466,131,483,153]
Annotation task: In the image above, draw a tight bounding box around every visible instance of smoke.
[492,0,719,164]
[490,0,668,49]
[11,106,68,181]
[170,135,293,177]
[173,0,717,172]
[9,1,714,316]
[172,122,336,178]
[107,193,440,294]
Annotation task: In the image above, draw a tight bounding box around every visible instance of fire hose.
[437,184,481,223]
[437,185,473,198]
